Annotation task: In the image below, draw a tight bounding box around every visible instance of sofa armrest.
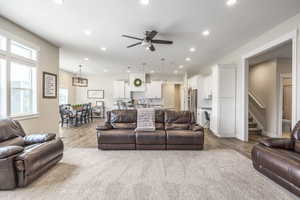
[191,124,204,132]
[24,133,56,145]
[0,146,24,159]
[260,138,294,150]
[96,123,113,131]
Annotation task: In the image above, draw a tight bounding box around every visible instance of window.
[0,59,7,118]
[59,88,69,105]
[11,40,37,60]
[0,35,6,51]
[0,33,38,118]
[10,62,37,116]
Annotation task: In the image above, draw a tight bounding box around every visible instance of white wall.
[75,73,183,110]
[249,60,277,136]
[0,17,60,134]
[199,13,300,140]
[249,58,292,137]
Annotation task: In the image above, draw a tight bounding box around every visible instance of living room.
[1,0,300,199]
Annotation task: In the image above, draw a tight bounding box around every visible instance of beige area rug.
[0,149,298,200]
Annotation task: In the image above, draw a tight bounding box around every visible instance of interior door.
[283,78,292,120]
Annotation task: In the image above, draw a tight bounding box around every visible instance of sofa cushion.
[166,130,204,145]
[0,137,25,147]
[164,111,191,130]
[165,123,190,130]
[0,119,26,143]
[110,110,137,123]
[165,111,191,123]
[98,129,136,144]
[110,110,137,129]
[24,133,56,145]
[136,130,166,145]
[252,144,300,188]
[111,123,137,129]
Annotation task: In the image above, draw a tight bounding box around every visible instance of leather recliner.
[0,119,64,190]
[97,110,137,150]
[252,121,300,197]
[165,110,204,150]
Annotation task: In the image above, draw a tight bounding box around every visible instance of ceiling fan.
[122,30,173,52]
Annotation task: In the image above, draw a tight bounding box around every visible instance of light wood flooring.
[59,119,268,159]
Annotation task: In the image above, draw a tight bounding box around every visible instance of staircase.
[248,91,264,136]
[249,115,262,135]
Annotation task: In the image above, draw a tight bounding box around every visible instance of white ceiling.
[0,0,300,75]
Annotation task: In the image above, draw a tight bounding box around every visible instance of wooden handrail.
[249,91,266,109]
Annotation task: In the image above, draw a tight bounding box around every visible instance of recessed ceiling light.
[226,0,237,6]
[84,30,92,36]
[103,69,108,73]
[179,65,184,69]
[189,47,196,52]
[140,0,149,5]
[174,70,178,74]
[150,70,155,74]
[202,30,210,36]
[127,70,131,73]
[84,58,89,61]
[100,47,107,51]
[185,57,191,62]
[53,0,64,5]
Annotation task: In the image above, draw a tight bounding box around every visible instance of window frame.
[0,29,40,120]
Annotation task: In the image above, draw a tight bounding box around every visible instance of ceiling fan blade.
[149,45,155,51]
[127,42,142,48]
[122,35,143,41]
[152,39,173,44]
[146,31,158,40]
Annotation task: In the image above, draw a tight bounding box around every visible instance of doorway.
[240,31,298,142]
[162,83,182,111]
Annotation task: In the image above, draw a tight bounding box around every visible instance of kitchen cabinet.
[203,75,212,99]
[113,81,125,99]
[146,81,162,99]
[124,82,131,99]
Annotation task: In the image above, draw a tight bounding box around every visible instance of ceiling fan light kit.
[122,30,173,52]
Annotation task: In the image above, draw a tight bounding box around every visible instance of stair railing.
[248,91,266,110]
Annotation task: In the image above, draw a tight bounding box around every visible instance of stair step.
[249,122,257,128]
[249,128,262,135]
[249,116,253,122]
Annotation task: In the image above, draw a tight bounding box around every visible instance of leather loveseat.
[0,119,64,190]
[252,121,300,197]
[96,110,204,150]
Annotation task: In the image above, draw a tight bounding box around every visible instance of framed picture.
[43,72,57,98]
[87,90,104,99]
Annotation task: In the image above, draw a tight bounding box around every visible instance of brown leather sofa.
[96,110,204,150]
[252,121,300,197]
[0,119,64,190]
